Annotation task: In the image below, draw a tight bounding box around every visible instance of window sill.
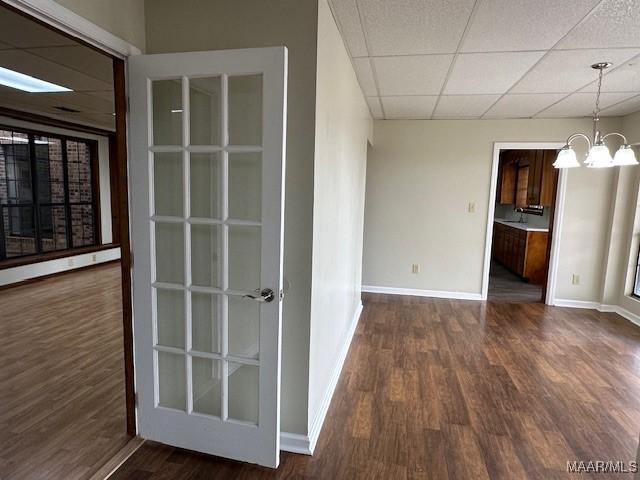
[0,243,120,270]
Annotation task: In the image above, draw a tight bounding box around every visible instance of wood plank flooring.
[488,261,543,303]
[0,263,129,480]
[114,293,640,479]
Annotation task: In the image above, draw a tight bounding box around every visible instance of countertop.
[494,218,549,233]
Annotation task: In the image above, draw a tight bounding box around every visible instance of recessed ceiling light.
[0,66,72,93]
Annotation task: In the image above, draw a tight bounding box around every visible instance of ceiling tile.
[353,58,377,96]
[26,46,114,85]
[484,94,568,118]
[580,58,640,92]
[329,0,368,57]
[535,92,634,117]
[373,55,453,95]
[381,96,437,119]
[511,48,640,93]
[433,94,501,118]
[599,94,640,116]
[366,96,383,118]
[0,49,113,93]
[557,0,640,50]
[444,52,545,94]
[0,7,75,48]
[358,0,475,55]
[461,0,600,52]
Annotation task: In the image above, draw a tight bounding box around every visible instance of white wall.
[0,116,119,287]
[362,118,622,302]
[144,0,319,435]
[307,0,372,444]
[53,0,146,51]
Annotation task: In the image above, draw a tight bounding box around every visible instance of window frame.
[632,244,640,299]
[0,124,101,263]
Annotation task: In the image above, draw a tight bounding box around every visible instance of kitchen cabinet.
[492,222,549,284]
[497,150,557,208]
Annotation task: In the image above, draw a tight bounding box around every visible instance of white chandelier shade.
[554,62,638,170]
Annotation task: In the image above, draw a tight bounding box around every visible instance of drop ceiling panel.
[444,52,545,95]
[580,60,640,92]
[357,0,476,55]
[381,96,437,119]
[25,46,114,84]
[0,8,75,48]
[0,90,113,114]
[461,0,601,52]
[373,55,453,95]
[366,96,383,118]
[557,0,640,49]
[484,94,568,118]
[535,92,634,117]
[512,48,640,93]
[0,49,112,93]
[433,94,501,118]
[353,58,377,96]
[599,94,640,116]
[329,0,369,57]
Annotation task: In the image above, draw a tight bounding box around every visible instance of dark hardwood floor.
[0,263,129,480]
[112,293,640,479]
[488,261,543,303]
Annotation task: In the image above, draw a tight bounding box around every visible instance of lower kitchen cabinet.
[492,222,549,284]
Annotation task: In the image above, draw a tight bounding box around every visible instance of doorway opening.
[0,3,135,479]
[486,147,560,303]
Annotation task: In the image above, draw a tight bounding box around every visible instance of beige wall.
[363,118,623,303]
[308,0,372,432]
[54,0,146,50]
[144,0,318,434]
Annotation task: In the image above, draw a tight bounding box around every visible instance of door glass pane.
[228,363,259,424]
[152,79,183,146]
[192,357,222,417]
[228,75,262,145]
[228,296,259,359]
[155,222,184,284]
[157,351,186,410]
[228,153,261,221]
[191,224,221,288]
[228,225,261,291]
[190,153,220,219]
[192,293,221,354]
[156,288,185,348]
[154,153,183,217]
[66,141,93,204]
[190,77,221,145]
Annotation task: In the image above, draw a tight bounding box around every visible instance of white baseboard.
[280,431,312,455]
[304,301,364,455]
[553,299,640,327]
[362,285,482,301]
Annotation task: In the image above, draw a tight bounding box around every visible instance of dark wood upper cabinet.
[498,149,557,208]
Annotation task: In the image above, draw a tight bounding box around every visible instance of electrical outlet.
[411,264,420,274]
[91,254,97,262]
[468,202,476,213]
[68,258,74,267]
[572,274,580,285]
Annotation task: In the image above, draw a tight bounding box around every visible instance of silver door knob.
[243,288,275,303]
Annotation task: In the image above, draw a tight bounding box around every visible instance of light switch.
[468,202,476,213]
[572,274,580,285]
[411,264,420,274]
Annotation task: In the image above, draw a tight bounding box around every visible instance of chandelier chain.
[594,67,603,117]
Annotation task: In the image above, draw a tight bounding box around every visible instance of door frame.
[481,142,567,305]
[4,0,141,436]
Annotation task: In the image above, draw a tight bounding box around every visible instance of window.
[634,247,640,298]
[0,126,99,261]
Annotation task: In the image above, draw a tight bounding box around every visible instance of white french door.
[128,47,287,468]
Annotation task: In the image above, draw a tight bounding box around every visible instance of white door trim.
[481,142,567,305]
[3,0,141,58]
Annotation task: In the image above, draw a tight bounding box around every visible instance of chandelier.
[553,62,638,169]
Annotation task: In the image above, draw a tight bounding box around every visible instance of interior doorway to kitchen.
[486,147,560,303]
